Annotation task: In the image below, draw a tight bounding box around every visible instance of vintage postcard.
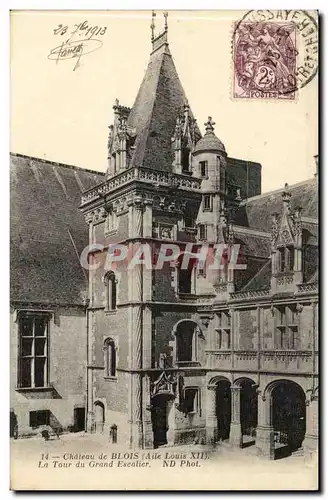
[10,10,319,491]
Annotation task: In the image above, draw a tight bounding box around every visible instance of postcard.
[10,9,319,490]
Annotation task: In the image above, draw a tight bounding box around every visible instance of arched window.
[104,338,116,377]
[174,320,199,363]
[104,272,117,311]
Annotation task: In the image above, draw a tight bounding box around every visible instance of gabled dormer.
[271,183,303,293]
[107,99,135,178]
[171,103,199,175]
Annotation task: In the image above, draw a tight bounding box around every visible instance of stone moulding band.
[81,166,203,205]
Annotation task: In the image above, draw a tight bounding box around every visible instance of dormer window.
[182,147,191,173]
[278,246,294,272]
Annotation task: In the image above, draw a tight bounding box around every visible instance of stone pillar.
[143,199,153,238]
[230,385,242,448]
[86,310,95,433]
[167,400,176,446]
[256,390,275,460]
[304,394,319,461]
[129,198,144,448]
[142,375,153,449]
[206,386,217,445]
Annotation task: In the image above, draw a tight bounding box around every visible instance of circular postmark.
[233,10,318,99]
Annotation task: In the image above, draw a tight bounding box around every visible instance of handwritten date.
[48,20,107,71]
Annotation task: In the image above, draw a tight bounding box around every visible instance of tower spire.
[151,11,169,53]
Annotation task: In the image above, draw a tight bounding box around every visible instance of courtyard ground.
[10,432,318,491]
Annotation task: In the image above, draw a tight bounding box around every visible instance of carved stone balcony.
[205,350,232,369]
[234,351,258,371]
[260,350,313,373]
[230,289,270,301]
[297,282,318,294]
[81,167,202,206]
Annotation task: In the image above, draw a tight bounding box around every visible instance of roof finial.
[205,116,215,134]
[151,10,156,42]
[164,11,168,32]
[282,182,292,212]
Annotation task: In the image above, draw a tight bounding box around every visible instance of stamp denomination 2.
[233,10,318,100]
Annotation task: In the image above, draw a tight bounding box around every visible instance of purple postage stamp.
[233,21,298,100]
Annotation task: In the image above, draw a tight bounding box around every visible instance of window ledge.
[15,386,53,393]
[105,309,118,316]
[104,229,118,237]
[176,361,201,368]
[104,376,117,381]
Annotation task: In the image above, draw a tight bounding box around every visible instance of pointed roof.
[193,117,226,155]
[126,30,200,171]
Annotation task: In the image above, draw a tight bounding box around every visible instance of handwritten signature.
[47,21,107,71]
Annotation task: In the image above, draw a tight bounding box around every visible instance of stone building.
[10,154,104,436]
[79,21,318,460]
[10,18,318,461]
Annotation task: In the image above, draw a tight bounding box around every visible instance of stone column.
[230,385,242,448]
[167,399,176,446]
[304,394,319,460]
[255,390,275,460]
[206,386,217,445]
[86,215,95,433]
[142,375,153,449]
[129,198,144,448]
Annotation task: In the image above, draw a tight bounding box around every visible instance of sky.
[10,10,318,193]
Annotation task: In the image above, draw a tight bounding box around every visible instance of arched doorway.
[215,379,231,442]
[271,381,306,455]
[239,379,258,445]
[94,401,105,433]
[151,394,173,448]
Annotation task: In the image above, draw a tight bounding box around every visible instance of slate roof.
[193,131,226,154]
[10,153,104,305]
[241,260,271,292]
[235,178,318,232]
[127,41,200,171]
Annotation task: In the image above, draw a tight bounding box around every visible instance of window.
[178,268,192,294]
[29,410,50,429]
[199,161,208,178]
[104,272,117,311]
[276,306,298,349]
[199,224,207,241]
[18,314,49,388]
[104,338,116,377]
[182,147,191,173]
[175,321,199,363]
[278,246,294,272]
[203,195,212,211]
[105,210,117,234]
[216,312,231,349]
[183,388,199,413]
[184,205,196,229]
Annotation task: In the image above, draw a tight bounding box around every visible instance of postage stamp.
[233,10,318,100]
